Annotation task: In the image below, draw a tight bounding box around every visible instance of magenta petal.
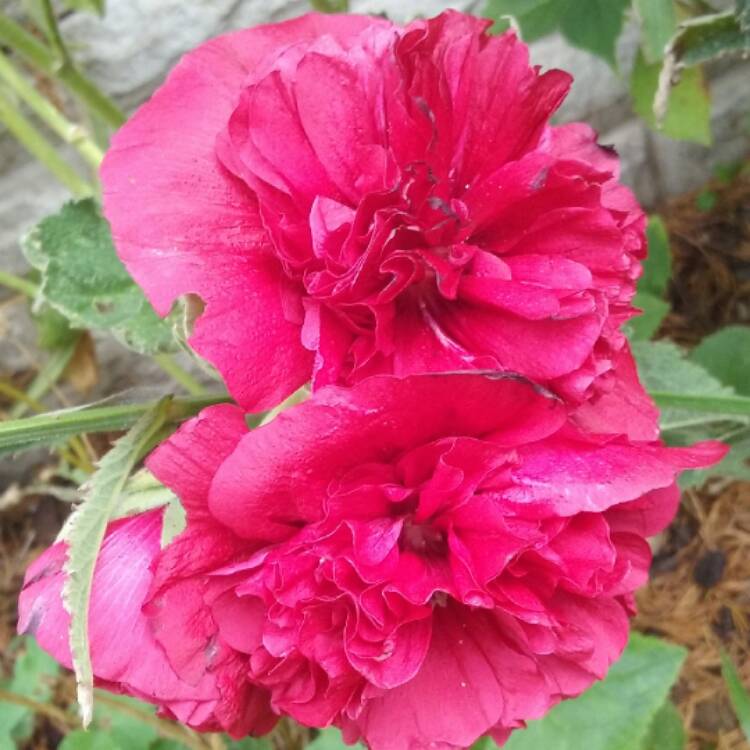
[208,373,565,541]
[18,512,218,707]
[102,15,379,410]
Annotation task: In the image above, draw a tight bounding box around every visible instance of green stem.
[37,0,72,67]
[153,354,207,396]
[10,336,80,418]
[0,51,103,168]
[0,394,230,455]
[0,269,38,297]
[652,391,750,417]
[0,13,125,128]
[0,86,93,196]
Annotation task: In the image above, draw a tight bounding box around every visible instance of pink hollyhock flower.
[102,11,650,422]
[19,374,725,748]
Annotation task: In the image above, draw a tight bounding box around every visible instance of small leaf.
[558,0,629,67]
[161,495,187,548]
[689,326,750,396]
[504,633,686,750]
[61,399,172,725]
[643,701,685,750]
[634,0,678,63]
[630,292,670,340]
[721,650,750,742]
[641,215,672,297]
[631,50,711,145]
[22,200,177,355]
[483,0,566,39]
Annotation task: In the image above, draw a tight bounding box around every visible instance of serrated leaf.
[115,469,180,521]
[483,0,566,39]
[643,701,685,750]
[0,637,60,749]
[689,326,750,396]
[22,200,176,355]
[61,399,172,725]
[504,633,686,750]
[635,0,678,63]
[558,0,629,67]
[631,50,712,145]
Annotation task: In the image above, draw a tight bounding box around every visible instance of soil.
[1,166,750,748]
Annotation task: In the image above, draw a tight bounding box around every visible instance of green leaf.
[33,304,78,351]
[0,637,60,749]
[61,398,173,726]
[115,468,180,521]
[505,633,686,750]
[641,215,672,297]
[631,50,711,145]
[689,326,750,396]
[635,0,678,63]
[483,0,565,40]
[633,339,750,485]
[61,0,105,14]
[643,701,685,750]
[721,650,750,742]
[670,10,750,68]
[22,199,176,355]
[558,0,629,67]
[630,292,670,340]
[59,731,115,750]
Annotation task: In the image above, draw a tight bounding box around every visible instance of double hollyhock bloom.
[18,8,728,750]
[19,375,723,748]
[100,9,651,425]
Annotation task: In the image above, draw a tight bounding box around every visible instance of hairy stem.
[153,354,207,396]
[0,269,39,297]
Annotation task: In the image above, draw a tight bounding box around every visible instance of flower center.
[399,520,448,558]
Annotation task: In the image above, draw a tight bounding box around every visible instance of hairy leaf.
[61,399,172,725]
[22,200,176,354]
[505,634,686,750]
[641,216,672,297]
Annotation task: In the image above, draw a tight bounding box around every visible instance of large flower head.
[19,374,725,748]
[102,11,647,413]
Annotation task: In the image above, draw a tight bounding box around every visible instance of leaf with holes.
[22,200,176,354]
